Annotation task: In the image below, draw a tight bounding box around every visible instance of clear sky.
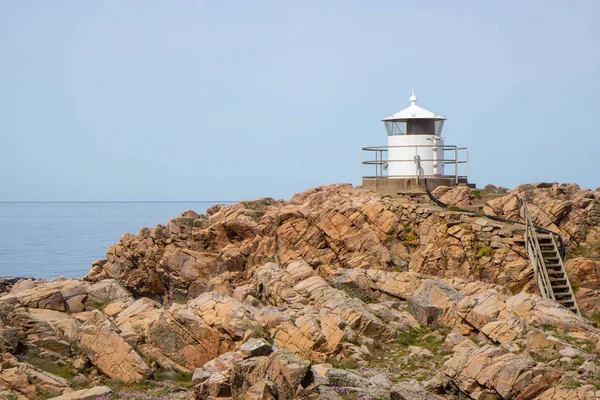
[1,1,599,201]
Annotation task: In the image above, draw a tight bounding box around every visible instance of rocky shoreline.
[2,182,600,399]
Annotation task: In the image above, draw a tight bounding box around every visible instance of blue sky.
[1,1,599,201]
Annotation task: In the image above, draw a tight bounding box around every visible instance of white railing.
[361,145,468,184]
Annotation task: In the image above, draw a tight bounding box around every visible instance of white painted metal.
[382,89,446,122]
[387,135,445,177]
[384,90,446,177]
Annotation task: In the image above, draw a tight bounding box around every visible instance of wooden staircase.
[522,199,580,316]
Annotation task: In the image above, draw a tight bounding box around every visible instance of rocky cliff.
[2,182,600,399]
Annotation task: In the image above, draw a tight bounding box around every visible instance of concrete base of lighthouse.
[362,176,475,196]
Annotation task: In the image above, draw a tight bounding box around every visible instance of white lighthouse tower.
[361,90,470,195]
[383,89,446,177]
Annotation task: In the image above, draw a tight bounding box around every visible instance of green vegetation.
[589,310,600,324]
[326,357,359,370]
[557,331,576,344]
[35,389,54,400]
[338,282,379,304]
[177,217,195,227]
[572,282,580,293]
[89,299,106,311]
[472,191,482,200]
[242,198,274,211]
[474,243,494,259]
[570,356,585,369]
[541,323,557,332]
[104,379,191,399]
[567,243,600,260]
[397,325,451,353]
[154,225,167,239]
[562,377,583,389]
[402,232,419,247]
[364,325,451,384]
[153,370,193,383]
[17,355,77,381]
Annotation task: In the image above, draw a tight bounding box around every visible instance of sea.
[0,201,234,279]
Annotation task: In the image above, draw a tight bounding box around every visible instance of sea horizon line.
[0,200,240,204]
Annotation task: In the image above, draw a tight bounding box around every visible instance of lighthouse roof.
[382,90,446,121]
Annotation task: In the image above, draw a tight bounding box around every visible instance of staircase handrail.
[522,199,556,301]
[548,234,581,316]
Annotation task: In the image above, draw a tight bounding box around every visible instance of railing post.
[454,147,458,184]
[465,148,469,181]
[360,150,363,180]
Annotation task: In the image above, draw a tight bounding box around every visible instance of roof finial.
[410,87,417,106]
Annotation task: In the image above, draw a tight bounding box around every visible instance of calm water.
[0,202,233,279]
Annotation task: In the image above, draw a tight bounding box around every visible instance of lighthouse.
[362,90,471,195]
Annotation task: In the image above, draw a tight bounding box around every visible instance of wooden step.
[550,279,567,285]
[548,270,567,282]
[556,299,575,305]
[547,269,563,275]
[554,292,573,299]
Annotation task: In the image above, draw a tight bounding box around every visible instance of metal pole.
[360,150,363,181]
[432,138,438,176]
[466,148,469,181]
[455,147,458,185]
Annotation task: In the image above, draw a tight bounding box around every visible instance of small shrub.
[397,325,450,353]
[563,377,583,389]
[558,331,576,344]
[541,323,557,331]
[339,282,379,304]
[176,217,195,227]
[326,357,358,370]
[472,191,482,200]
[153,370,193,383]
[474,243,494,259]
[402,232,419,247]
[571,282,580,293]
[589,310,600,324]
[17,355,77,380]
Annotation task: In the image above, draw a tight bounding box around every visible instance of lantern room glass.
[384,119,444,136]
[384,121,406,136]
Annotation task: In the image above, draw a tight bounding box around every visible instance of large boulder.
[78,311,151,382]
